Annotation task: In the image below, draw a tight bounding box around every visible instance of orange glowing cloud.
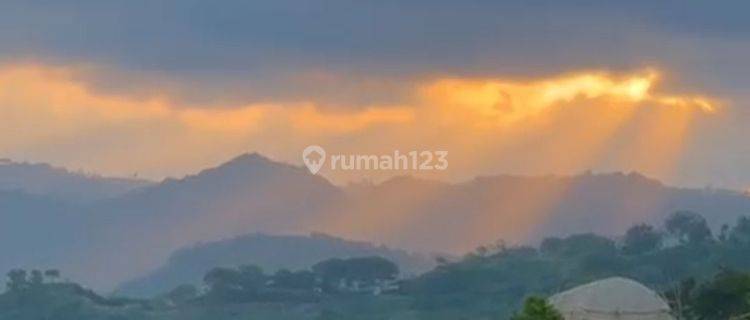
[0,64,417,176]
[0,62,719,185]
[420,70,715,128]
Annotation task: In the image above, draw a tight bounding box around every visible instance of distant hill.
[0,190,86,270]
[0,281,147,319]
[0,159,151,203]
[332,173,750,253]
[71,153,344,291]
[3,152,750,292]
[116,233,436,297]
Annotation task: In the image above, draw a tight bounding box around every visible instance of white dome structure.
[549,277,674,320]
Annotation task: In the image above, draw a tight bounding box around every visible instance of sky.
[1,0,750,189]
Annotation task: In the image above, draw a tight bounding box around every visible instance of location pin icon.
[302,145,326,174]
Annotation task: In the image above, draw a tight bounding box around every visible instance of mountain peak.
[127,151,340,205]
[225,152,275,166]
[196,152,292,178]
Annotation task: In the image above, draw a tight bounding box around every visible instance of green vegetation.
[397,212,750,318]
[510,297,563,320]
[5,211,750,319]
[0,269,151,320]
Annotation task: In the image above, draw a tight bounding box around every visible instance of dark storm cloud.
[0,0,749,105]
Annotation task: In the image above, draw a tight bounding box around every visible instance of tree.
[345,257,399,283]
[665,211,713,245]
[44,269,60,282]
[30,269,44,286]
[690,269,750,320]
[664,277,697,320]
[272,269,316,290]
[730,216,750,246]
[540,237,563,255]
[204,267,240,287]
[203,265,268,301]
[720,224,731,243]
[237,265,266,293]
[312,256,399,291]
[203,267,242,299]
[435,256,449,266]
[474,245,489,258]
[511,296,564,320]
[622,223,663,255]
[540,233,616,258]
[6,269,28,292]
[165,284,198,304]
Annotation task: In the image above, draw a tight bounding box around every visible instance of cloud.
[0,63,416,177]
[0,62,718,186]
[420,70,715,127]
[0,0,748,108]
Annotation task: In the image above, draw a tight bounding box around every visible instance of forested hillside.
[5,211,750,319]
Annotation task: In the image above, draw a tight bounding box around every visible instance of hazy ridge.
[1,153,750,292]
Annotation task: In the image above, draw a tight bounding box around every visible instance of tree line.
[5,210,750,319]
[403,211,750,319]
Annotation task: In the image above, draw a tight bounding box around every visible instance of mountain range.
[0,159,151,203]
[115,232,435,297]
[1,153,750,293]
